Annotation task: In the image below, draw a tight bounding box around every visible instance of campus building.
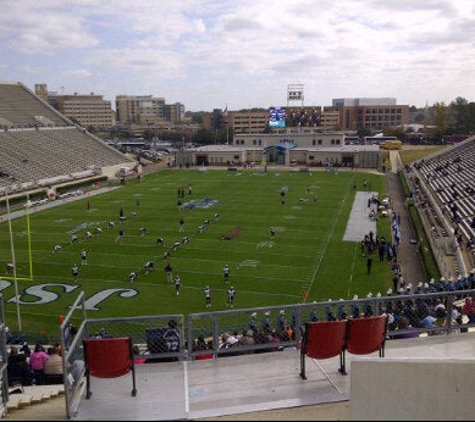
[115,95,185,125]
[325,97,410,132]
[35,84,114,130]
[176,131,380,169]
[203,99,409,135]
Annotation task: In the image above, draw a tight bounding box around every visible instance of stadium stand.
[0,82,135,196]
[408,135,475,272]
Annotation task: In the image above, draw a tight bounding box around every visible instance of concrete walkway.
[6,332,475,420]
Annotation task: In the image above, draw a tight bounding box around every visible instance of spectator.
[29,343,50,385]
[67,359,85,387]
[390,317,419,340]
[20,342,31,359]
[432,307,448,334]
[419,308,436,330]
[239,330,255,349]
[7,346,19,365]
[44,346,64,384]
[462,297,475,323]
[194,335,213,360]
[308,307,318,322]
[249,312,258,335]
[8,353,34,386]
[163,319,180,353]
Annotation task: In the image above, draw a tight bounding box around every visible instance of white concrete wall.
[350,358,475,420]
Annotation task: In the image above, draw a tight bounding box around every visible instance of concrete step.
[6,384,65,414]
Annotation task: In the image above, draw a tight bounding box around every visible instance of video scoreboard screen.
[269,107,286,128]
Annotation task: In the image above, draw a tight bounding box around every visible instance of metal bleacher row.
[0,81,135,195]
[0,82,68,128]
[411,136,475,267]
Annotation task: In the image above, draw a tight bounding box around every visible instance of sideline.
[343,191,378,242]
[0,186,121,223]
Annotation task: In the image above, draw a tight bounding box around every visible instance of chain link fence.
[2,288,475,418]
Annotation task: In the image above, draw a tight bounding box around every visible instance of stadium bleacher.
[411,135,475,269]
[0,81,135,196]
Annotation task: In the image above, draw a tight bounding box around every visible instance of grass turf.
[1,168,393,340]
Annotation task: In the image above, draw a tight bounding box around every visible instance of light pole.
[5,189,22,331]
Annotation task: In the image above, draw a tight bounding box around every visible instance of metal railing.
[2,288,475,419]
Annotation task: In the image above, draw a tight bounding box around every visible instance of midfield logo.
[0,279,138,311]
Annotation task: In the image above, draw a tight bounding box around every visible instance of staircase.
[5,384,65,416]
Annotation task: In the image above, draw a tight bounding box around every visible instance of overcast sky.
[1,0,475,112]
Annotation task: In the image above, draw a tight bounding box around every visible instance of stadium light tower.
[287,84,304,108]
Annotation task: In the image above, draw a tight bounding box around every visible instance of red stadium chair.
[299,320,348,379]
[83,337,137,399]
[343,314,388,374]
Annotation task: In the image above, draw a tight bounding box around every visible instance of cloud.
[1,0,475,110]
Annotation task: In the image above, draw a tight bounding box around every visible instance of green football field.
[0,167,393,340]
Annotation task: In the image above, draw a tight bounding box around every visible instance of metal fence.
[2,288,475,418]
[187,289,475,359]
[61,292,185,418]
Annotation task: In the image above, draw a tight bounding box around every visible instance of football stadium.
[2,81,475,419]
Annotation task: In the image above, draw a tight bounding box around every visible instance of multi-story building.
[164,102,186,123]
[229,109,270,133]
[36,84,114,130]
[115,95,185,125]
[115,95,166,125]
[325,98,409,133]
[204,101,405,135]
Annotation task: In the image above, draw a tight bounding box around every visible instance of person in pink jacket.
[29,343,50,384]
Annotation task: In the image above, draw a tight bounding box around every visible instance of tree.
[383,126,405,140]
[192,128,215,145]
[448,96,475,135]
[432,102,448,142]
